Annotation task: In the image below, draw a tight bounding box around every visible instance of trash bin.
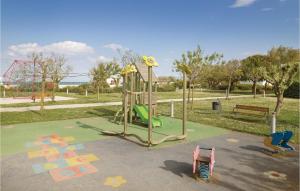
[212,101,220,110]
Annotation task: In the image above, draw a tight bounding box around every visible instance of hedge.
[284,82,299,98]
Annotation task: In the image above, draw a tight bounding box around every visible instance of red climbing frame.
[2,59,37,99]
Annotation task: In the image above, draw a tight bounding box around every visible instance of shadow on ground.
[216,146,299,191]
[76,121,106,135]
[160,160,194,178]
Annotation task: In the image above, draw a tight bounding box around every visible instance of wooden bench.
[233,104,269,118]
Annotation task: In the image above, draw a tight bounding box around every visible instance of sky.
[1,0,299,81]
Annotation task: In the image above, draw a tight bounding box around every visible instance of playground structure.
[2,59,53,101]
[193,145,215,181]
[105,56,188,146]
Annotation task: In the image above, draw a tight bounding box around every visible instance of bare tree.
[118,49,141,67]
[49,54,72,101]
[31,52,53,110]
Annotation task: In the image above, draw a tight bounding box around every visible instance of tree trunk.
[40,80,45,110]
[252,80,257,99]
[115,79,119,88]
[264,81,268,92]
[226,77,232,99]
[187,81,191,103]
[191,83,194,110]
[40,66,47,110]
[274,92,284,114]
[97,86,100,101]
[51,82,56,101]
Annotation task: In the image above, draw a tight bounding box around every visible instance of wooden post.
[138,75,141,104]
[148,66,152,146]
[135,73,139,104]
[129,72,134,123]
[3,88,5,97]
[182,72,187,136]
[143,82,146,104]
[85,89,88,97]
[263,90,266,98]
[67,88,69,95]
[123,74,128,135]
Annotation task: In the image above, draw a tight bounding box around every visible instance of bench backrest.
[236,104,269,112]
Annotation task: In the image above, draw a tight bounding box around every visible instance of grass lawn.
[1,116,227,155]
[1,96,298,143]
[0,89,247,107]
[158,97,299,143]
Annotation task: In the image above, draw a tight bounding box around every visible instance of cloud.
[261,8,273,12]
[103,43,127,51]
[87,56,113,64]
[279,0,287,2]
[44,41,94,55]
[96,56,113,62]
[8,41,94,58]
[230,0,257,8]
[8,43,41,57]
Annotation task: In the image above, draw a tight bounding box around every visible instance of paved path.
[0,96,76,104]
[1,131,298,191]
[0,95,254,112]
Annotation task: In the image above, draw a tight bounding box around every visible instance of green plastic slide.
[133,104,163,128]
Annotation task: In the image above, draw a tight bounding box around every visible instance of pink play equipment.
[2,59,52,101]
[3,60,36,99]
[193,145,215,180]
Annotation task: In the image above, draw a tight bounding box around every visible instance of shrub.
[236,84,252,90]
[174,80,183,89]
[59,85,123,94]
[284,81,299,98]
[157,84,176,92]
[217,84,228,90]
[236,83,273,92]
[217,84,237,91]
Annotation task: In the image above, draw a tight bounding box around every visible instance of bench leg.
[232,108,237,117]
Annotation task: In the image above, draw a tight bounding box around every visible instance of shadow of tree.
[30,110,42,115]
[76,121,106,135]
[240,145,275,156]
[86,107,117,121]
[215,146,299,191]
[222,114,268,124]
